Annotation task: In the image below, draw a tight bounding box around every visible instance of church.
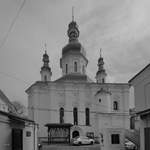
[26,16,130,150]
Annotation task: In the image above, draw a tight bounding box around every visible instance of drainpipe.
[33,124,35,150]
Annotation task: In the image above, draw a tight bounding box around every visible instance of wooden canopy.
[45,123,73,144]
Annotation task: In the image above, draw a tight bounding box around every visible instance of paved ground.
[42,144,101,150]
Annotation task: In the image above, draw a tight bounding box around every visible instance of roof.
[128,63,150,83]
[136,108,150,118]
[45,123,73,128]
[62,42,82,55]
[26,80,129,94]
[0,90,13,105]
[54,74,93,83]
[0,89,16,113]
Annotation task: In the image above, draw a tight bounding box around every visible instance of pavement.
[42,144,101,150]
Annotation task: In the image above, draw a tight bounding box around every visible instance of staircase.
[125,129,140,149]
[42,144,101,150]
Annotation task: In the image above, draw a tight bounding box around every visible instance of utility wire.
[0,0,26,49]
[0,71,30,85]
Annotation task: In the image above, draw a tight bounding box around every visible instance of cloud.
[0,0,150,105]
[76,0,150,82]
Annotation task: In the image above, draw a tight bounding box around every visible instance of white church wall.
[27,81,130,150]
[61,54,87,75]
[23,124,37,150]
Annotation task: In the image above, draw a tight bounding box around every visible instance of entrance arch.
[72,130,79,138]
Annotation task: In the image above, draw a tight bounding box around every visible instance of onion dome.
[96,49,107,83]
[41,51,51,72]
[62,19,86,58]
[67,21,79,43]
[96,56,106,75]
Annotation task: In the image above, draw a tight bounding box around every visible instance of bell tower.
[96,49,107,83]
[40,45,52,81]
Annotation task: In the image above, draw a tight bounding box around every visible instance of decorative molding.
[95,88,111,96]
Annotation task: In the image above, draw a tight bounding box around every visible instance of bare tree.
[12,101,26,116]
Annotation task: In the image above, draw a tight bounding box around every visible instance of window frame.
[74,62,77,72]
[113,101,119,111]
[111,134,120,144]
[85,107,90,126]
[65,64,68,74]
[59,107,64,124]
[73,107,78,125]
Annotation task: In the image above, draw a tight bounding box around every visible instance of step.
[42,144,101,150]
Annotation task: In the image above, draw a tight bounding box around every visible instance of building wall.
[61,54,87,75]
[139,116,150,150]
[101,128,125,150]
[130,65,150,150]
[0,112,37,150]
[0,115,11,150]
[27,81,129,150]
[131,66,150,112]
[23,124,37,150]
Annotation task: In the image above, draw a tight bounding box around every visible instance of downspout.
[33,123,35,150]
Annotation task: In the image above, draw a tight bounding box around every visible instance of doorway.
[72,130,79,138]
[145,127,150,150]
[12,129,23,150]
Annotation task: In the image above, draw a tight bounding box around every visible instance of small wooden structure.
[45,123,73,144]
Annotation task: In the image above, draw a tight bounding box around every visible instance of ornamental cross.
[72,6,74,21]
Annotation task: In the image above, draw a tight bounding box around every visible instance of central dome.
[62,41,81,55]
[60,17,88,76]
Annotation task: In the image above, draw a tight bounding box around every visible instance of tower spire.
[100,48,102,58]
[96,48,107,83]
[40,44,52,81]
[44,43,47,54]
[72,6,74,21]
[67,8,79,42]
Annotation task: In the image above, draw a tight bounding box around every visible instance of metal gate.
[12,129,23,150]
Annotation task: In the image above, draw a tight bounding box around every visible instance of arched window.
[99,98,101,103]
[73,107,78,125]
[66,64,68,74]
[113,101,119,110]
[85,108,90,125]
[74,62,77,72]
[102,78,105,83]
[60,107,64,123]
[44,75,47,81]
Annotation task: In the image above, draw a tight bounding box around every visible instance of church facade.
[26,18,130,150]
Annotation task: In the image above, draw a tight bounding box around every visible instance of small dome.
[98,57,104,65]
[67,21,80,42]
[43,51,49,63]
[96,69,106,76]
[43,52,48,58]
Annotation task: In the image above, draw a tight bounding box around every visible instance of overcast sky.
[0,0,150,107]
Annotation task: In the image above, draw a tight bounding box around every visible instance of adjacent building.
[0,90,37,150]
[129,64,150,150]
[26,17,130,150]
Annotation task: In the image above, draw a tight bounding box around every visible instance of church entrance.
[72,130,79,138]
